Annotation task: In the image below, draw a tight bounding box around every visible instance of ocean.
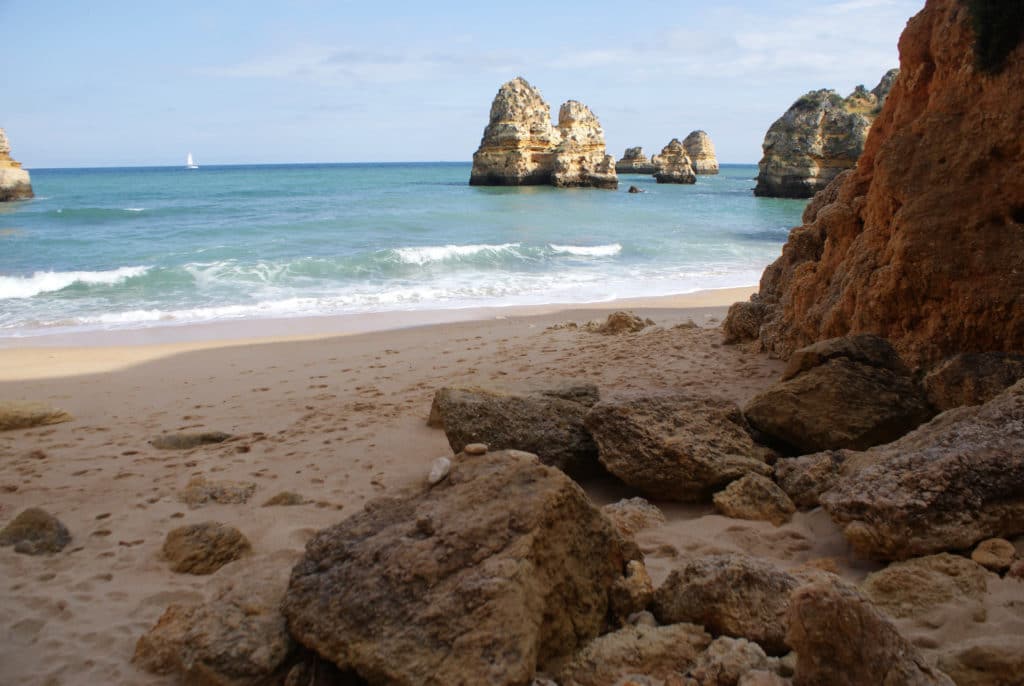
[0,163,805,339]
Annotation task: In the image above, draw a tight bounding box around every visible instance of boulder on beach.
[922,352,1024,411]
[600,497,666,538]
[151,431,232,450]
[772,452,845,509]
[585,394,771,501]
[821,379,1024,560]
[0,507,71,555]
[428,383,600,477]
[283,450,639,684]
[179,476,256,508]
[162,521,252,574]
[744,335,933,453]
[860,553,992,620]
[713,473,796,526]
[0,401,72,432]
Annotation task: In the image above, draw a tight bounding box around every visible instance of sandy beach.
[1,286,1018,685]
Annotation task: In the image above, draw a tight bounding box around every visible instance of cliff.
[470,78,617,189]
[0,128,33,202]
[651,139,696,185]
[725,0,1024,368]
[682,130,719,175]
[615,147,656,175]
[753,70,898,199]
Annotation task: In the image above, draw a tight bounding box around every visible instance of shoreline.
[0,286,752,381]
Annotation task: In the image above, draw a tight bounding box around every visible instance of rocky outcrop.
[427,384,600,477]
[727,0,1024,367]
[713,473,796,526]
[753,70,896,198]
[0,508,71,555]
[683,130,720,174]
[162,522,252,574]
[0,128,33,202]
[653,554,801,655]
[652,138,697,184]
[744,336,933,453]
[616,146,656,174]
[584,394,771,501]
[786,577,954,685]
[821,379,1024,560]
[283,450,639,684]
[922,352,1024,411]
[470,77,617,189]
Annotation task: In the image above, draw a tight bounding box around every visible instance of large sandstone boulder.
[0,507,71,555]
[551,101,618,189]
[753,70,896,198]
[428,384,600,477]
[821,379,1024,560]
[786,577,954,685]
[683,130,720,174]
[283,450,640,685]
[0,128,33,202]
[469,77,617,189]
[652,138,697,184]
[730,0,1024,367]
[713,473,796,526]
[860,553,992,620]
[615,146,656,175]
[923,352,1024,411]
[743,336,933,453]
[133,558,294,684]
[584,394,770,501]
[652,554,801,655]
[557,623,711,686]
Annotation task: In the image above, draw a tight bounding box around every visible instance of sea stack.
[470,77,617,189]
[616,147,656,175]
[682,130,719,174]
[0,128,33,202]
[725,0,1024,366]
[651,139,696,184]
[753,69,898,198]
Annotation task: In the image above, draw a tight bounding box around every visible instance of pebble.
[463,443,488,455]
[427,457,451,485]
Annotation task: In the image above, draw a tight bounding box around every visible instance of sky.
[2,0,923,168]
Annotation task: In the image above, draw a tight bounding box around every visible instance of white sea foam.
[0,266,150,300]
[549,243,622,257]
[394,243,521,265]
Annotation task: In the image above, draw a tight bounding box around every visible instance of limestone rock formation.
[753,70,896,198]
[683,130,720,174]
[922,352,1024,411]
[726,0,1024,366]
[162,522,252,574]
[557,623,711,686]
[786,576,954,685]
[713,473,796,526]
[283,450,639,684]
[428,384,600,477]
[551,101,618,189]
[0,508,71,555]
[0,128,33,202]
[860,553,992,620]
[470,77,617,189]
[616,146,656,174]
[821,379,1024,560]
[652,138,697,184]
[652,554,801,655]
[133,558,294,684]
[743,335,933,453]
[584,394,771,501]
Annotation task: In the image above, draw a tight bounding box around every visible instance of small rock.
[427,456,452,485]
[151,431,232,450]
[628,610,658,628]
[610,559,654,622]
[627,185,644,193]
[180,476,256,508]
[773,453,844,509]
[970,538,1017,573]
[163,522,251,575]
[0,507,71,555]
[558,623,711,686]
[595,311,650,335]
[688,636,776,686]
[713,473,796,526]
[601,497,666,538]
[740,670,792,686]
[0,401,72,432]
[463,443,488,455]
[1009,560,1024,579]
[262,492,308,507]
[861,553,991,620]
[937,636,1024,686]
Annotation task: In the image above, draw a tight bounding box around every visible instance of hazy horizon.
[4,0,921,169]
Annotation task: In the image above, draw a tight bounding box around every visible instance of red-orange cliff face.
[726,0,1024,368]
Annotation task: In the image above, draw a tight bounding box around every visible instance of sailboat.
[185,152,199,169]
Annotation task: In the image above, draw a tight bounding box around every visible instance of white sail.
[186,152,198,169]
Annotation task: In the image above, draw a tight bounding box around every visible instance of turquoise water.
[0,163,805,337]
